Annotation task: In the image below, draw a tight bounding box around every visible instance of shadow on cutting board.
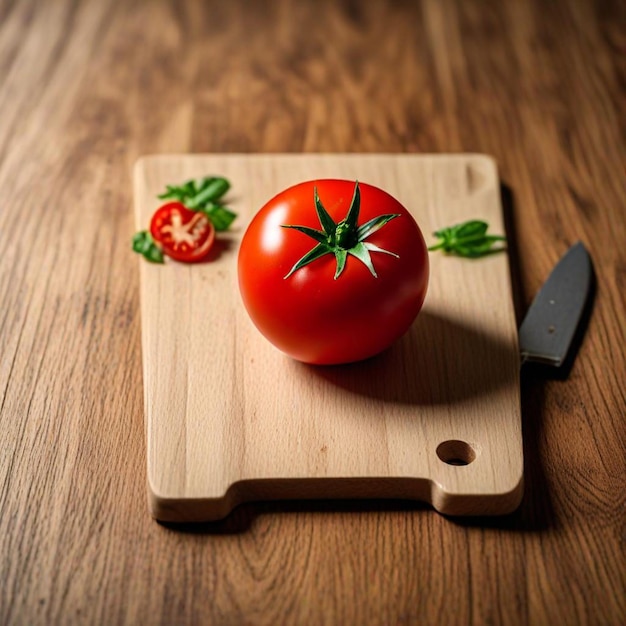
[309,310,516,406]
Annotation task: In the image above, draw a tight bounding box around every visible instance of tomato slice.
[150,202,215,263]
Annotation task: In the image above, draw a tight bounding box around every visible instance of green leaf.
[428,219,506,258]
[156,176,237,232]
[459,236,507,257]
[132,231,164,263]
[432,226,453,239]
[158,181,194,201]
[454,220,488,239]
[157,177,230,206]
[200,203,237,231]
[187,178,230,208]
[157,186,186,202]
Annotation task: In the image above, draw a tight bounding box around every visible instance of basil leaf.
[428,220,506,258]
[200,204,237,231]
[157,186,186,201]
[433,226,453,239]
[454,220,488,239]
[157,177,230,206]
[132,230,164,263]
[187,178,230,208]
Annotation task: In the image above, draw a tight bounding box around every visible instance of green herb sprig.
[158,176,236,231]
[428,220,506,258]
[132,230,164,263]
[132,175,237,263]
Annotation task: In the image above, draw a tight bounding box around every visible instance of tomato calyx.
[281,181,400,279]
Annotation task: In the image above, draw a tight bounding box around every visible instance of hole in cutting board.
[436,440,476,466]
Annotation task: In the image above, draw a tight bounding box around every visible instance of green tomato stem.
[282,181,400,279]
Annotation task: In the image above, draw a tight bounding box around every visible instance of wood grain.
[136,154,522,520]
[1,0,624,624]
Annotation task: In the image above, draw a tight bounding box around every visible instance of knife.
[519,241,594,368]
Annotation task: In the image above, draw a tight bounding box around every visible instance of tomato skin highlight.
[150,202,215,263]
[237,180,429,365]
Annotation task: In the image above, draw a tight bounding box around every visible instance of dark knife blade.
[519,242,593,367]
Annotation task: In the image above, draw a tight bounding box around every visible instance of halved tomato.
[150,202,215,263]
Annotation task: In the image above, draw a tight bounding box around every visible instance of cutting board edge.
[133,152,499,177]
[147,473,525,523]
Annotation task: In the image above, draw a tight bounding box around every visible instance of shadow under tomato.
[307,310,517,405]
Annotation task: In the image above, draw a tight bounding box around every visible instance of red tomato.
[237,180,429,365]
[150,202,215,263]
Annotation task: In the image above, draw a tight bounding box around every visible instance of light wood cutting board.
[133,154,523,522]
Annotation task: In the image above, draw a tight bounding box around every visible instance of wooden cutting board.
[133,154,523,522]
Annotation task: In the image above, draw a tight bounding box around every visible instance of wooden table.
[1,0,624,624]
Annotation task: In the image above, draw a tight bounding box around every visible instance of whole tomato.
[237,180,429,365]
